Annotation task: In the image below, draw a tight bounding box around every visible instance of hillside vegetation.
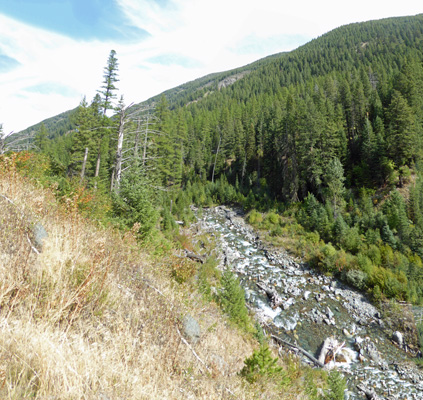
[7,15,423,312]
[0,153,336,399]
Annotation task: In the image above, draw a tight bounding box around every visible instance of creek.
[192,206,423,400]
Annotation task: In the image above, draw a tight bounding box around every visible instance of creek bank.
[189,206,423,399]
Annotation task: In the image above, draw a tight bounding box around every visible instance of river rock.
[392,331,403,347]
[303,290,311,300]
[191,207,423,398]
[274,313,299,331]
[354,336,384,365]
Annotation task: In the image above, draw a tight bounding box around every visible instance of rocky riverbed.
[190,206,423,400]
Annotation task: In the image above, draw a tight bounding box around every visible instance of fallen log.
[185,250,206,264]
[256,282,284,309]
[271,334,325,368]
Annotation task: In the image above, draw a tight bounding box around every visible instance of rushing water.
[196,207,423,400]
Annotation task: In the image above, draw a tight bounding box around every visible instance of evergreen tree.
[219,268,249,329]
[324,157,346,218]
[154,95,174,185]
[112,160,158,239]
[34,123,49,153]
[94,50,119,182]
[98,50,119,115]
[386,90,416,167]
[70,97,96,178]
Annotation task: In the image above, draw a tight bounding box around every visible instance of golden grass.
[0,156,321,399]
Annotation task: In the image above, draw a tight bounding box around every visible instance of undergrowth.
[0,152,332,399]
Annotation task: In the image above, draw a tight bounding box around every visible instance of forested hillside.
[11,14,423,305]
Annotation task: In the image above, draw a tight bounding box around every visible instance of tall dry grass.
[0,154,321,399]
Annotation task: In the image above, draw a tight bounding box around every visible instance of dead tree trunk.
[142,115,150,167]
[79,147,89,185]
[211,133,221,184]
[134,118,141,159]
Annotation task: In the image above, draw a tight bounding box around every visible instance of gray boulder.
[182,315,201,344]
[32,222,48,252]
[392,331,403,347]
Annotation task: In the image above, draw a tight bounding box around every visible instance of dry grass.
[0,155,320,399]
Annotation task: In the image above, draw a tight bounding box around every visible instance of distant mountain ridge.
[12,13,423,140]
[12,52,285,140]
[9,108,77,144]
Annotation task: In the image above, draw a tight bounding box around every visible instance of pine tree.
[324,370,346,400]
[94,50,119,181]
[240,345,283,383]
[386,90,416,167]
[324,157,345,218]
[154,95,174,185]
[98,50,119,115]
[70,97,95,178]
[34,123,49,153]
[219,268,249,329]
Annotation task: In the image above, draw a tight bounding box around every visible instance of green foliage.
[218,268,250,330]
[170,259,196,284]
[12,14,423,306]
[197,257,220,300]
[254,322,265,346]
[112,167,158,240]
[323,371,346,400]
[247,210,263,225]
[240,345,286,384]
[417,321,423,355]
[344,268,368,290]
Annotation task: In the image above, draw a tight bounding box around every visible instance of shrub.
[218,269,250,330]
[270,226,283,237]
[324,370,346,400]
[240,345,286,384]
[248,210,263,225]
[365,244,382,266]
[340,225,362,254]
[344,268,368,290]
[171,259,196,284]
[197,257,220,300]
[265,212,280,225]
[316,243,337,273]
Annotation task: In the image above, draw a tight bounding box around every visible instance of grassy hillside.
[0,153,331,399]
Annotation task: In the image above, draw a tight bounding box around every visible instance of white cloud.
[0,0,422,133]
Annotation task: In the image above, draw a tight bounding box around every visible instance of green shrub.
[340,226,362,254]
[316,243,337,273]
[344,268,368,290]
[218,269,250,330]
[265,212,280,225]
[270,225,283,237]
[240,345,286,384]
[323,370,346,400]
[305,231,320,245]
[198,258,220,300]
[248,210,263,225]
[365,244,382,266]
[356,253,374,275]
[171,259,196,284]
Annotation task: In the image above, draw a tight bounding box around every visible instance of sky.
[0,0,421,134]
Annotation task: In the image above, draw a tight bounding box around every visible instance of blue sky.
[0,0,421,133]
[0,0,149,41]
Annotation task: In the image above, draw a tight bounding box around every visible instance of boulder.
[182,315,201,345]
[392,331,403,347]
[32,222,48,252]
